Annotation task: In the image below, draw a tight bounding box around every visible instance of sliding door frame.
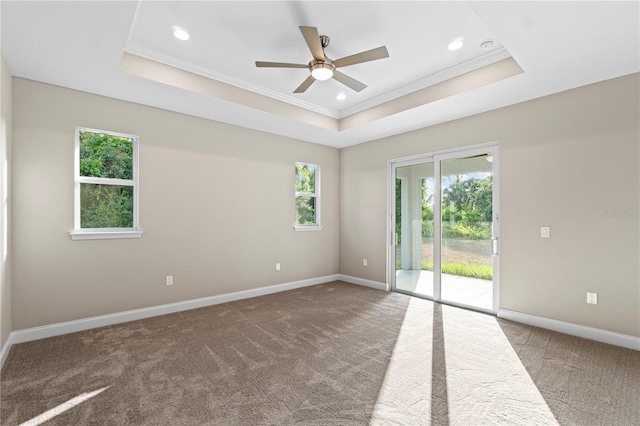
[387,143,500,314]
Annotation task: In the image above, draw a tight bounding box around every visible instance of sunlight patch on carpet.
[371,297,559,424]
[19,386,110,426]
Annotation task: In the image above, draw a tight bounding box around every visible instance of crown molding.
[339,48,513,119]
[124,43,513,124]
[124,42,340,119]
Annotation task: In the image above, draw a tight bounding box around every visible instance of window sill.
[294,225,323,232]
[70,230,143,241]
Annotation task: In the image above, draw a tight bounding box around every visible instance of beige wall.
[340,73,640,337]
[9,72,640,339]
[12,78,339,330]
[0,53,12,350]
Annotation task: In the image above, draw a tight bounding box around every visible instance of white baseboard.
[0,333,13,368]
[6,277,634,370]
[6,274,340,352]
[338,274,389,291]
[498,309,640,351]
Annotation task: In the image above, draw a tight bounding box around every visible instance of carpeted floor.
[1,281,639,425]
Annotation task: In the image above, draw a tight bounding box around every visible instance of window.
[70,127,141,240]
[294,162,321,231]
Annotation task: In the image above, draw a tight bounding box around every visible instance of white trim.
[70,230,143,240]
[124,43,339,119]
[0,333,13,368]
[491,146,501,312]
[293,225,323,232]
[77,177,134,187]
[4,280,636,368]
[124,42,508,121]
[386,161,393,288]
[339,274,388,291]
[433,158,442,302]
[9,275,339,345]
[388,141,500,165]
[340,48,511,118]
[498,309,640,351]
[75,126,137,143]
[295,162,321,228]
[387,142,500,313]
[74,127,140,235]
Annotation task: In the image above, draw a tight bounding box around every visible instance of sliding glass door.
[394,161,435,298]
[390,146,499,314]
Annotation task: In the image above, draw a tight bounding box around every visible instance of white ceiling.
[127,1,506,115]
[1,1,638,148]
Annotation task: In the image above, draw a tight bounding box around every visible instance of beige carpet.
[1,281,639,425]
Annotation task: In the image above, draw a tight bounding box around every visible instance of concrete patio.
[395,269,493,311]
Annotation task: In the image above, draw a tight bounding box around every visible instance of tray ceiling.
[1,1,638,148]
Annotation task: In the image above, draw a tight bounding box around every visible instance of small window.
[70,128,141,240]
[294,162,321,231]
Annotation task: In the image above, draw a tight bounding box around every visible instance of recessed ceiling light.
[172,27,190,41]
[447,38,464,51]
[336,92,346,101]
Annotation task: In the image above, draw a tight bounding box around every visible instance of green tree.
[474,176,493,222]
[443,175,492,223]
[79,131,134,228]
[295,164,317,225]
[421,179,434,237]
[80,131,133,179]
[442,175,493,240]
[81,185,133,228]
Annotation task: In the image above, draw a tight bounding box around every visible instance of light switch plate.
[587,292,598,305]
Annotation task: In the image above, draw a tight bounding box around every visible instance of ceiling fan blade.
[255,61,308,68]
[334,46,389,68]
[332,70,367,92]
[299,26,325,61]
[293,75,316,93]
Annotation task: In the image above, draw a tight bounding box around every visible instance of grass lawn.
[421,261,492,280]
[396,238,493,280]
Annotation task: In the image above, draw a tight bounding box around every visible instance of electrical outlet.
[363,259,368,267]
[166,275,173,286]
[587,292,598,305]
[275,263,281,271]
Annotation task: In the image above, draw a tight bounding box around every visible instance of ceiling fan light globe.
[310,62,334,81]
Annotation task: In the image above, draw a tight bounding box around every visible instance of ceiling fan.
[255,26,389,94]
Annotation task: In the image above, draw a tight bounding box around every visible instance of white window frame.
[294,162,322,231]
[70,127,142,240]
